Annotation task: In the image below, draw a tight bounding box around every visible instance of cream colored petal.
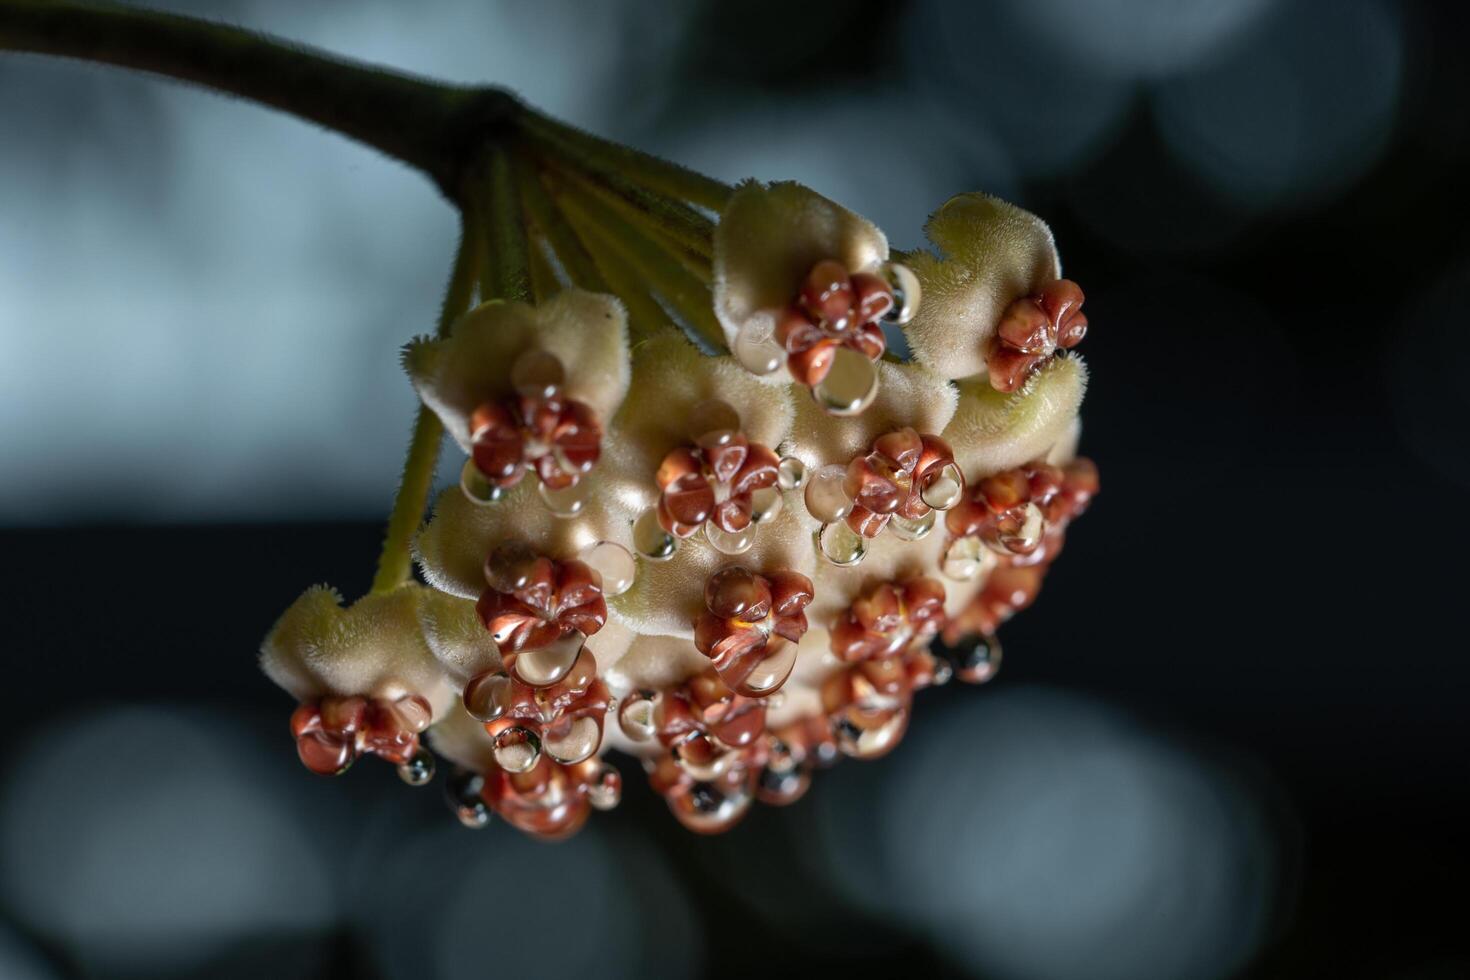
[416,590,501,686]
[945,354,1087,480]
[602,632,710,696]
[903,193,1061,381]
[414,471,633,601]
[610,487,819,639]
[426,704,498,772]
[259,584,456,718]
[1046,417,1084,466]
[806,525,950,624]
[404,289,630,451]
[784,359,958,471]
[607,332,795,491]
[712,180,889,351]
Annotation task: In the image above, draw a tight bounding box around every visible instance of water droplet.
[296,730,354,776]
[804,463,853,523]
[686,398,741,442]
[669,779,754,834]
[739,641,798,697]
[581,540,636,596]
[777,456,807,491]
[811,346,879,416]
[511,632,584,687]
[993,502,1045,555]
[930,658,954,687]
[397,747,436,786]
[633,509,678,561]
[459,459,507,505]
[880,261,921,325]
[734,320,784,375]
[537,479,587,518]
[889,509,936,541]
[483,539,539,594]
[463,671,514,723]
[544,716,603,764]
[749,486,783,525]
[951,633,1003,685]
[444,769,491,829]
[758,765,810,807]
[831,706,908,759]
[941,536,988,581]
[920,462,965,511]
[704,521,756,555]
[618,693,657,741]
[511,348,566,398]
[492,726,542,773]
[817,521,867,566]
[588,764,622,810]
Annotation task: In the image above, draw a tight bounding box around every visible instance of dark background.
[2,1,1467,978]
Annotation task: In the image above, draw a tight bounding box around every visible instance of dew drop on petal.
[777,456,807,491]
[687,399,742,443]
[889,509,936,542]
[512,632,585,687]
[734,320,785,375]
[673,734,735,781]
[633,509,678,561]
[484,539,539,594]
[588,764,622,811]
[951,633,1003,685]
[581,541,636,596]
[812,346,880,417]
[511,348,566,398]
[749,486,784,525]
[705,521,756,556]
[463,671,514,723]
[397,747,436,786]
[460,459,507,505]
[492,726,542,773]
[920,462,965,511]
[817,521,867,567]
[881,261,921,325]
[445,769,491,829]
[671,778,754,834]
[805,464,854,523]
[618,692,658,741]
[545,716,603,764]
[538,479,587,518]
[941,536,988,581]
[930,658,954,687]
[740,641,798,697]
[994,502,1046,555]
[832,706,908,759]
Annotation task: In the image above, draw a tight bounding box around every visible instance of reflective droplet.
[811,346,879,416]
[545,716,602,764]
[734,320,785,375]
[881,261,921,325]
[618,692,657,741]
[463,671,514,723]
[588,764,622,811]
[951,633,1003,685]
[537,479,587,518]
[444,768,491,829]
[941,536,988,581]
[740,641,798,697]
[581,541,636,596]
[687,398,741,442]
[994,502,1045,554]
[889,509,936,541]
[296,730,354,776]
[832,706,908,759]
[749,486,783,525]
[804,463,853,523]
[512,632,584,687]
[484,539,539,594]
[817,521,867,566]
[758,765,810,807]
[669,779,754,834]
[674,734,736,781]
[397,747,436,786]
[633,509,678,561]
[930,658,954,687]
[777,455,807,491]
[492,726,542,773]
[511,348,566,398]
[704,521,756,555]
[459,458,506,505]
[920,462,965,511]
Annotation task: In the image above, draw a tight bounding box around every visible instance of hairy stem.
[517,157,610,294]
[478,145,531,303]
[370,221,477,594]
[0,0,518,199]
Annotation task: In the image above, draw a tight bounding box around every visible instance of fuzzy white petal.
[404,289,630,451]
[806,525,951,624]
[416,590,501,686]
[784,359,959,470]
[903,193,1061,381]
[945,355,1088,479]
[426,704,499,772]
[259,584,456,718]
[712,180,889,353]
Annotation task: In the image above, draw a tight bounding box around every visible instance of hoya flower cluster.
[262,147,1097,839]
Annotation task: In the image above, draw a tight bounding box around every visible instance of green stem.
[516,155,610,294]
[370,221,477,594]
[519,112,734,212]
[0,0,519,199]
[478,145,531,303]
[562,204,685,347]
